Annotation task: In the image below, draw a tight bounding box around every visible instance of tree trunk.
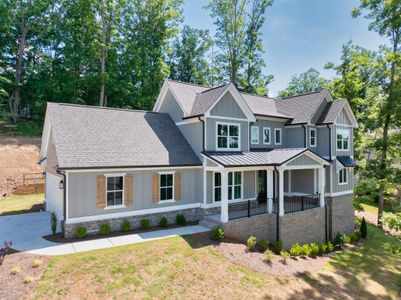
[99,7,107,107]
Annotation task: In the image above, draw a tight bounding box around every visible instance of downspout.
[198,116,205,152]
[302,124,307,148]
[274,166,280,242]
[327,124,332,161]
[56,167,66,232]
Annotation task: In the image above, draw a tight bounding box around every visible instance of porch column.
[278,169,284,216]
[220,170,229,223]
[266,169,273,213]
[318,167,325,207]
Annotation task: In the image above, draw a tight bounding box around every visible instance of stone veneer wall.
[326,193,355,239]
[279,207,326,249]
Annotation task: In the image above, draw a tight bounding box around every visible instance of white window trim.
[228,171,243,201]
[216,121,241,151]
[251,125,259,145]
[105,174,125,209]
[158,171,175,202]
[263,127,271,145]
[336,128,350,151]
[338,168,348,185]
[309,128,317,147]
[212,171,243,202]
[274,128,282,145]
[213,172,221,203]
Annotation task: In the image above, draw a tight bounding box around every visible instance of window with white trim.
[251,126,259,144]
[106,176,124,206]
[263,127,271,144]
[336,128,349,150]
[160,173,174,201]
[310,128,317,147]
[217,123,240,150]
[339,168,348,185]
[214,173,221,202]
[274,128,282,145]
[213,171,242,201]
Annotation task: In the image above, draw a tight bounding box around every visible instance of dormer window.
[274,128,282,145]
[217,122,240,150]
[310,128,317,147]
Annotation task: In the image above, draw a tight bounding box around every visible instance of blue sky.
[182,0,387,97]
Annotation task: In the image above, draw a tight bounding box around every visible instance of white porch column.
[318,167,325,207]
[278,169,284,216]
[220,170,229,223]
[267,169,273,213]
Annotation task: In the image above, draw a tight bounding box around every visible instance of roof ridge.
[240,91,276,100]
[167,79,211,89]
[280,89,325,100]
[199,83,229,94]
[51,102,158,114]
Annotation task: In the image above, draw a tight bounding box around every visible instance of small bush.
[327,241,334,252]
[351,231,362,242]
[210,226,224,241]
[99,224,111,236]
[159,216,168,228]
[120,220,131,232]
[289,243,302,257]
[360,217,368,238]
[140,219,150,230]
[318,242,327,255]
[334,232,345,246]
[11,266,20,275]
[343,234,352,244]
[256,239,269,252]
[264,249,274,263]
[280,251,290,264]
[176,213,186,225]
[32,259,43,268]
[273,240,284,254]
[310,243,320,257]
[75,227,87,239]
[301,244,311,256]
[383,242,401,254]
[24,276,34,284]
[246,236,257,251]
[51,212,57,235]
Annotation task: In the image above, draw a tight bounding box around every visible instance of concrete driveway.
[0,212,209,256]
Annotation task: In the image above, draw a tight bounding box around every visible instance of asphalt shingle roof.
[316,99,345,124]
[190,84,229,116]
[167,80,209,115]
[240,93,292,119]
[337,155,358,167]
[48,103,201,169]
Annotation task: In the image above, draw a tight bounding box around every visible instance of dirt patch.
[0,137,43,196]
[0,251,49,300]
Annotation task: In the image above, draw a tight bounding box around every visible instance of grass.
[0,194,44,216]
[33,224,401,299]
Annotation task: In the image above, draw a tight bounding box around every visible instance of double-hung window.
[213,171,242,201]
[251,126,259,144]
[160,173,174,201]
[214,173,221,202]
[217,123,240,150]
[336,128,349,150]
[106,176,124,207]
[274,128,282,145]
[263,127,271,144]
[310,128,317,147]
[339,168,348,185]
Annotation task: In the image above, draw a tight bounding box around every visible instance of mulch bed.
[0,251,49,300]
[43,221,199,243]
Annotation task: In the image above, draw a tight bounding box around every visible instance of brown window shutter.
[96,175,106,209]
[124,175,133,206]
[174,172,181,201]
[152,173,160,203]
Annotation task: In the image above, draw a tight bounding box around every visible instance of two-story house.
[40,79,358,247]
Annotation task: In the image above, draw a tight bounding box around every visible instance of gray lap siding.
[67,168,203,219]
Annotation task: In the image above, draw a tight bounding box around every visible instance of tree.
[168,25,212,85]
[353,0,401,227]
[278,68,329,98]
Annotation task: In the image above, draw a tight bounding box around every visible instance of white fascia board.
[66,165,202,173]
[39,110,51,162]
[281,150,330,168]
[255,115,289,122]
[153,80,188,117]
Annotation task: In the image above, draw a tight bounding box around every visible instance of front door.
[257,170,267,203]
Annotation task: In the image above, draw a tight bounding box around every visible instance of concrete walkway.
[0,211,209,256]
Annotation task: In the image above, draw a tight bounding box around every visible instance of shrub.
[351,231,362,242]
[280,251,290,264]
[159,216,168,228]
[289,243,303,257]
[99,224,111,236]
[310,243,320,257]
[327,241,334,252]
[24,276,34,284]
[301,244,311,256]
[210,226,224,241]
[360,217,368,238]
[11,266,20,275]
[256,239,269,252]
[273,240,284,254]
[32,259,42,268]
[75,227,87,239]
[334,232,345,246]
[120,220,131,232]
[140,219,150,230]
[319,242,327,255]
[264,249,274,263]
[246,236,257,251]
[343,234,352,244]
[176,213,186,225]
[51,212,57,235]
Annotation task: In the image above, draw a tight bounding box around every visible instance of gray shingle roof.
[316,99,345,124]
[167,80,209,115]
[203,148,321,167]
[189,84,229,116]
[48,103,201,169]
[240,93,292,119]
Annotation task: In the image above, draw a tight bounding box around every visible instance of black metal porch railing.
[272,193,320,214]
[228,200,268,220]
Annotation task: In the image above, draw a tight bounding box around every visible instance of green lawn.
[33,224,401,299]
[0,194,44,216]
